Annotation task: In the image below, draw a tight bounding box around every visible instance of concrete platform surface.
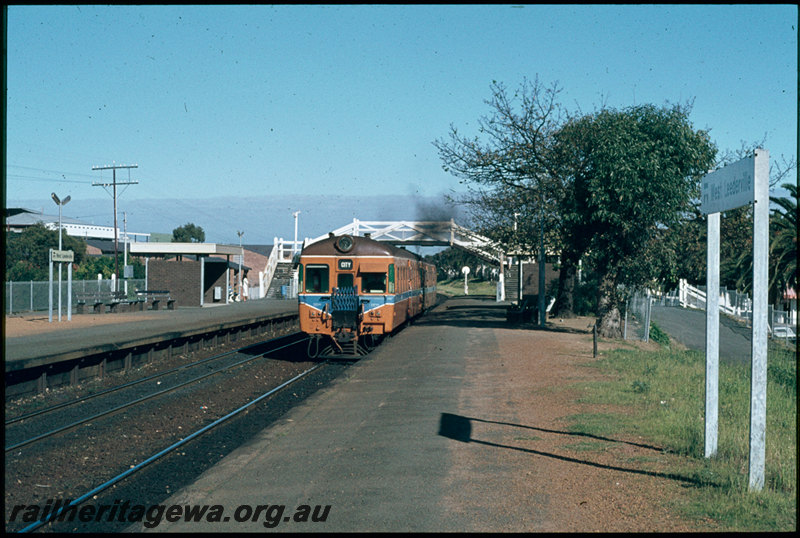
[4,299,298,369]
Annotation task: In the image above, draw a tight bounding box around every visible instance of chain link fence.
[623,289,652,342]
[6,279,146,314]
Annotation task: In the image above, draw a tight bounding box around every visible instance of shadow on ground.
[437,412,718,488]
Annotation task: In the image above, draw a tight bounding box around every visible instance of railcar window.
[361,272,386,294]
[305,265,329,293]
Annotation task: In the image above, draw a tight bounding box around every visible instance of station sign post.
[700,149,769,491]
[49,249,74,323]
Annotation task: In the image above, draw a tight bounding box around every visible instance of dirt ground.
[4,311,164,338]
[473,316,717,531]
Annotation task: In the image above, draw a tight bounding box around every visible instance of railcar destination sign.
[700,155,755,214]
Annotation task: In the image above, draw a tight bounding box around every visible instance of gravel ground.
[4,321,349,533]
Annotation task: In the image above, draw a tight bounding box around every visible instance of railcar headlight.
[335,234,354,253]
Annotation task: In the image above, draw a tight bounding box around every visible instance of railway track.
[4,333,308,451]
[5,332,352,533]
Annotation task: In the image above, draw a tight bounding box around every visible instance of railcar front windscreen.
[304,265,329,293]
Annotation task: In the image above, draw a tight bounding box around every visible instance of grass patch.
[436,278,498,297]
[569,342,796,531]
[648,321,671,347]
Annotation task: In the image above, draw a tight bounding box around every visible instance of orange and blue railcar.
[298,234,436,357]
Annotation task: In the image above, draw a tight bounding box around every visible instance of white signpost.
[700,149,769,491]
[462,266,470,295]
[49,249,75,323]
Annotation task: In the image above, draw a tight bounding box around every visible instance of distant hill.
[7,194,466,246]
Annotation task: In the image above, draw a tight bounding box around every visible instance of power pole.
[92,163,138,286]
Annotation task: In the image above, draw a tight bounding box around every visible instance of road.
[650,304,752,365]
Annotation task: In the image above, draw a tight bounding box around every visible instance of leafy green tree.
[555,103,717,337]
[73,254,145,280]
[172,222,205,243]
[5,223,87,281]
[661,205,753,291]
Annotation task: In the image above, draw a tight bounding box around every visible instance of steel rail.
[5,335,309,452]
[17,361,327,533]
[6,334,302,426]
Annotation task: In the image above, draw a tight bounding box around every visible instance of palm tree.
[734,183,797,304]
[769,182,797,301]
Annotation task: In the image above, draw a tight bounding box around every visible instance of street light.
[51,193,71,322]
[293,211,301,256]
[51,193,71,251]
[237,231,244,301]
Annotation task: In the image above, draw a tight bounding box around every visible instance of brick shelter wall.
[202,261,230,305]
[146,257,246,307]
[147,258,202,307]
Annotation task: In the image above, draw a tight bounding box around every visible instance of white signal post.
[700,149,769,491]
[462,266,470,295]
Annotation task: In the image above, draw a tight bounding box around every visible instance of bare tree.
[434,77,569,323]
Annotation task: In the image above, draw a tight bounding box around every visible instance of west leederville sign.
[50,249,75,263]
[700,155,755,214]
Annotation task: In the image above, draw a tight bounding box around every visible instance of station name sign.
[50,249,74,263]
[701,156,755,214]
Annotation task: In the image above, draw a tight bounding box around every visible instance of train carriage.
[298,233,436,357]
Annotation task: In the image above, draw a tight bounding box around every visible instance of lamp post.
[513,212,522,303]
[293,211,301,256]
[237,230,244,301]
[51,193,71,322]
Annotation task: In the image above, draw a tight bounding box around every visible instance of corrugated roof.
[5,208,86,226]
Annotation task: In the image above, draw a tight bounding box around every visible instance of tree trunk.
[596,274,623,338]
[554,255,577,318]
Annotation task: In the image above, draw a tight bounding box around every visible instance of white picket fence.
[668,279,793,336]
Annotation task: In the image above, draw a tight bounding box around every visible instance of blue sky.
[5,4,798,236]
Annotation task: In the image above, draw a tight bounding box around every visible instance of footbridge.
[263,220,510,300]
[306,219,506,264]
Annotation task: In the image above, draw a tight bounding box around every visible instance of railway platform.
[4,299,298,374]
[128,297,702,533]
